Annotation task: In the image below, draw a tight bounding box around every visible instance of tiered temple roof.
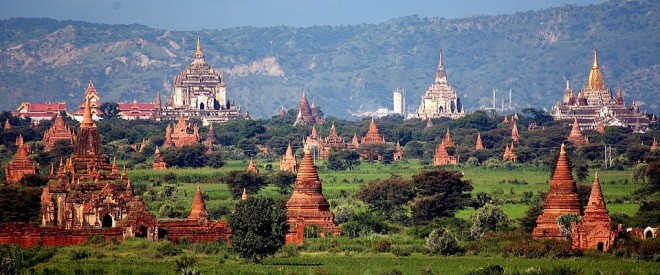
[42,113,75,152]
[285,151,340,243]
[167,115,200,147]
[14,102,67,124]
[443,129,454,147]
[532,144,582,239]
[294,93,323,125]
[393,140,403,160]
[73,82,102,121]
[511,123,520,143]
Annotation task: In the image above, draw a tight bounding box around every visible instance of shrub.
[390,246,412,257]
[372,240,391,253]
[427,227,461,255]
[175,254,197,271]
[467,265,504,275]
[156,241,183,257]
[68,249,91,261]
[275,244,299,258]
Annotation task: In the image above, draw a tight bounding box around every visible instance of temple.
[532,144,582,239]
[159,37,242,124]
[433,141,458,166]
[14,102,67,125]
[502,143,517,162]
[246,159,259,174]
[567,117,589,146]
[443,129,455,147]
[152,146,167,171]
[551,49,650,131]
[5,135,37,184]
[293,93,324,126]
[41,113,75,152]
[164,114,200,147]
[511,123,520,143]
[571,173,616,251]
[285,151,340,244]
[361,118,386,145]
[393,140,403,160]
[475,133,484,150]
[280,143,298,173]
[415,49,466,119]
[72,82,102,122]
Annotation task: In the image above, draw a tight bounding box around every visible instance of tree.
[222,170,268,199]
[356,176,415,218]
[556,213,581,240]
[228,197,288,262]
[469,203,509,240]
[268,171,296,195]
[161,144,208,168]
[99,102,119,119]
[426,227,461,255]
[519,204,543,233]
[237,138,258,157]
[411,170,473,224]
[632,163,648,184]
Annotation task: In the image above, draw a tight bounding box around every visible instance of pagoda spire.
[434,48,448,84]
[475,133,484,150]
[241,188,248,201]
[80,98,95,128]
[194,36,204,61]
[582,172,610,224]
[443,128,454,147]
[587,48,605,90]
[188,185,209,222]
[4,119,10,129]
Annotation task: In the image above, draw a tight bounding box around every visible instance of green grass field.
[129,160,642,220]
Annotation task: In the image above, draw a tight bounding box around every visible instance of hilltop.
[0,0,658,119]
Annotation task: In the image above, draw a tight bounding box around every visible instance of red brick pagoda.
[42,113,75,152]
[571,173,616,251]
[532,143,582,239]
[361,117,386,145]
[286,151,340,244]
[475,133,484,150]
[433,141,458,166]
[567,117,589,146]
[5,135,37,184]
[152,146,167,171]
[280,142,298,173]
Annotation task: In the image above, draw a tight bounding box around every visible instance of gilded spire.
[587,48,605,90]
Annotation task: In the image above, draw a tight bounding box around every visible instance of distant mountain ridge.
[0,0,658,119]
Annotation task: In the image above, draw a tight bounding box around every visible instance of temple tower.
[152,146,167,171]
[475,133,484,150]
[416,49,465,119]
[280,142,298,173]
[74,98,102,157]
[5,135,36,184]
[285,151,340,242]
[188,185,209,222]
[443,129,454,147]
[572,173,616,251]
[42,112,75,152]
[246,159,259,174]
[567,117,589,146]
[532,144,582,239]
[361,118,386,145]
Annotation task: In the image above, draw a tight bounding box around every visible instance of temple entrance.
[646,230,653,239]
[597,242,604,252]
[136,226,148,238]
[200,103,205,110]
[102,214,113,228]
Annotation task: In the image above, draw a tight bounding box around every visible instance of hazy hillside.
[0,0,658,119]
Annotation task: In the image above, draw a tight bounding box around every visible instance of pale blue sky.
[0,0,606,30]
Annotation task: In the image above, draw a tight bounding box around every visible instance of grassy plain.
[128,159,642,220]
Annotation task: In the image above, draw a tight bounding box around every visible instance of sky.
[0,0,606,31]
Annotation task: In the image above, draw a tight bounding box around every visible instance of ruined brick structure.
[42,113,75,152]
[280,143,298,173]
[285,151,340,244]
[246,159,259,174]
[511,123,520,143]
[571,173,616,251]
[532,144,582,239]
[393,140,403,160]
[5,135,37,184]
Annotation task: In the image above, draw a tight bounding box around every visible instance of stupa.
[285,151,340,243]
[152,146,167,171]
[5,135,37,184]
[571,173,616,251]
[361,118,386,145]
[532,144,582,239]
[475,133,484,150]
[188,185,209,222]
[42,113,75,151]
[280,142,298,173]
[433,141,458,166]
[567,117,589,146]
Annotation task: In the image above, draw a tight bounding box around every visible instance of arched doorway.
[645,230,653,239]
[597,242,604,252]
[136,226,148,238]
[200,103,205,110]
[102,214,113,228]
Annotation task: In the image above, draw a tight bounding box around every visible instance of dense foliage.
[228,197,288,262]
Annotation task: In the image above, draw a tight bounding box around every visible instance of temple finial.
[592,48,599,68]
